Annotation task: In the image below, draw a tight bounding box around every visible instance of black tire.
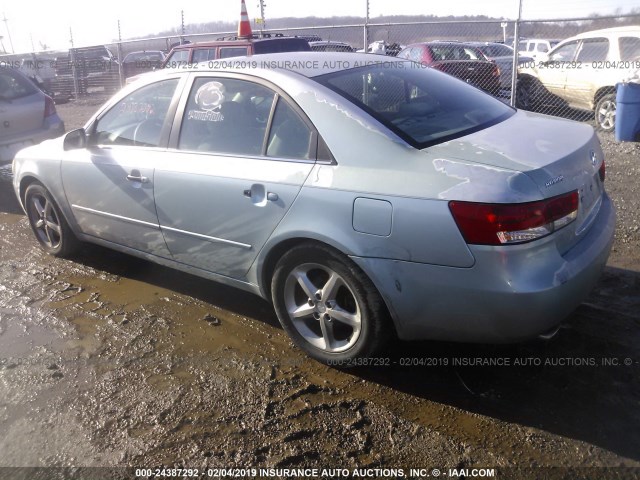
[595,93,616,132]
[271,242,393,365]
[24,183,79,257]
[515,78,537,110]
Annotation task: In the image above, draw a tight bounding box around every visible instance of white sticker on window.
[188,81,226,122]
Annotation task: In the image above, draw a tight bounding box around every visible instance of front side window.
[619,37,640,61]
[165,50,189,66]
[178,77,276,156]
[549,41,579,62]
[577,38,609,62]
[93,79,179,147]
[315,63,514,148]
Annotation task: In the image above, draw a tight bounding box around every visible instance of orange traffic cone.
[238,0,253,38]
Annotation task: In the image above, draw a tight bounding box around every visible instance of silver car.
[12,53,615,363]
[0,66,64,163]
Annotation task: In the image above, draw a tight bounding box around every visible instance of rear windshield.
[478,44,513,57]
[314,63,514,148]
[0,67,38,100]
[253,38,311,54]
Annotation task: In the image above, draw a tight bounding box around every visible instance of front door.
[61,78,182,257]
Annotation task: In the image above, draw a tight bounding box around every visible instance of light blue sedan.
[12,53,615,363]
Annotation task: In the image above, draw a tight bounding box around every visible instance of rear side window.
[219,47,249,59]
[481,44,513,57]
[577,38,609,62]
[536,43,549,53]
[267,99,312,159]
[192,49,217,63]
[619,37,640,61]
[0,67,38,100]
[315,63,514,148]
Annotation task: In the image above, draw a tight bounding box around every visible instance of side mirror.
[63,128,87,151]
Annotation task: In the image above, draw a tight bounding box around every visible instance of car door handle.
[126,171,149,183]
[243,187,278,203]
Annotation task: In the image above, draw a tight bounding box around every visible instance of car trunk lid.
[427,110,606,251]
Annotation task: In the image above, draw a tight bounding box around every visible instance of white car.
[518,39,561,60]
[517,26,640,131]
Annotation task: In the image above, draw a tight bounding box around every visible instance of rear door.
[154,74,317,279]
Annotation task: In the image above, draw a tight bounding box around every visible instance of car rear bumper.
[351,193,615,343]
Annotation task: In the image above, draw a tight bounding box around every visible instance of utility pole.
[501,22,508,43]
[257,0,266,36]
[1,12,14,53]
[510,0,523,107]
[181,10,186,37]
[364,0,369,51]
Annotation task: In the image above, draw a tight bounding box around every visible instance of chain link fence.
[1,14,639,132]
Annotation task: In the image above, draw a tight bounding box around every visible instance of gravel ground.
[0,100,638,479]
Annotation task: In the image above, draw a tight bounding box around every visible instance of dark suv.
[52,46,119,99]
[162,35,310,67]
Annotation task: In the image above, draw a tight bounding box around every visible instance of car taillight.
[44,95,56,118]
[449,191,579,245]
[599,159,605,182]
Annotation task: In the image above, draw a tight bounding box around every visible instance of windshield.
[314,63,514,148]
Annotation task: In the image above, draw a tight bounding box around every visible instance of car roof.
[570,25,640,39]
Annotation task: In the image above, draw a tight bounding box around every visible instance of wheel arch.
[593,86,616,110]
[19,174,79,237]
[256,236,398,336]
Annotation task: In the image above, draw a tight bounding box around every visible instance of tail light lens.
[599,159,606,182]
[44,95,57,118]
[449,191,579,245]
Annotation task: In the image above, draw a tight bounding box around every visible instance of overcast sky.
[1,0,637,53]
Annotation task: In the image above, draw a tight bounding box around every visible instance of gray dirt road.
[0,102,639,478]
